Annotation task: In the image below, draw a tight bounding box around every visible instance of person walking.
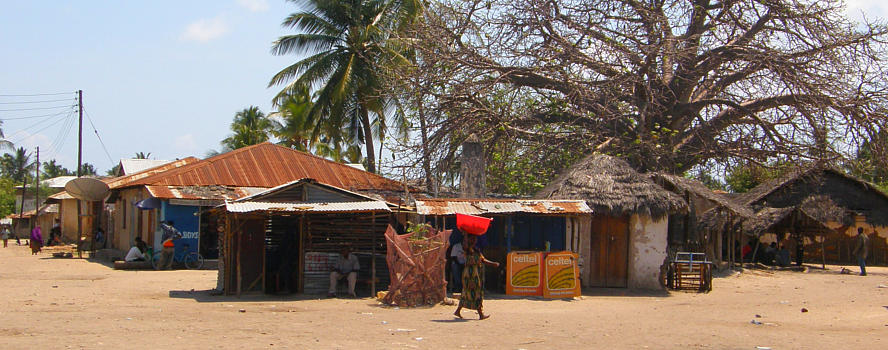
[852,227,869,276]
[454,234,500,320]
[158,221,182,270]
[1,225,10,248]
[30,225,43,255]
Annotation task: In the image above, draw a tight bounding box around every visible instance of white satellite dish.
[65,177,110,202]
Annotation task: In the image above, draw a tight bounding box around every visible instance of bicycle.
[151,243,204,270]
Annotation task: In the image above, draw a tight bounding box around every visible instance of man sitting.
[125,237,148,262]
[328,246,360,298]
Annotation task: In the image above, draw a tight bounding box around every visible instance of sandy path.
[1,245,886,349]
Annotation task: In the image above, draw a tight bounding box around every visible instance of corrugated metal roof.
[233,178,379,203]
[127,143,408,193]
[105,158,199,189]
[415,199,592,216]
[225,200,391,213]
[146,185,267,200]
[119,159,174,175]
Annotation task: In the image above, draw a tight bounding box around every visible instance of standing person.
[158,221,182,270]
[1,225,10,248]
[454,234,500,320]
[48,219,61,246]
[328,246,360,298]
[30,225,43,255]
[852,227,869,276]
[450,240,466,293]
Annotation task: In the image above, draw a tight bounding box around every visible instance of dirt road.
[1,245,885,349]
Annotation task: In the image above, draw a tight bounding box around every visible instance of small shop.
[217,180,393,296]
[414,198,591,293]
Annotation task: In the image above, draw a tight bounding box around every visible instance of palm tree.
[134,152,152,159]
[43,159,73,178]
[269,0,421,173]
[221,106,273,151]
[1,147,34,183]
[270,86,316,152]
[0,121,13,151]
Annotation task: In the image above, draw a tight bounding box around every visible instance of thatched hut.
[537,154,687,289]
[650,173,753,267]
[723,166,888,266]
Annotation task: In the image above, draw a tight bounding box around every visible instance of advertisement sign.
[162,203,199,256]
[506,251,543,296]
[543,251,580,298]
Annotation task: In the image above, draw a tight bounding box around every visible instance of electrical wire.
[5,110,73,142]
[0,110,72,121]
[0,92,73,97]
[0,98,73,105]
[0,104,75,112]
[9,113,71,144]
[83,108,115,165]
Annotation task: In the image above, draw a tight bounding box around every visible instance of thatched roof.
[649,172,754,218]
[536,154,687,218]
[735,166,888,205]
[799,195,853,226]
[742,207,795,236]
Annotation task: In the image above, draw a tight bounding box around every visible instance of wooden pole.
[76,90,83,256]
[34,146,39,231]
[371,213,377,296]
[298,213,305,293]
[236,215,243,297]
[821,233,826,269]
[261,213,267,294]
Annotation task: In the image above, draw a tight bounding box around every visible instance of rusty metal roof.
[126,143,408,193]
[225,200,391,214]
[415,199,592,216]
[105,158,199,189]
[146,185,267,200]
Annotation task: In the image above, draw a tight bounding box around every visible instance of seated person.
[125,237,148,262]
[776,245,791,267]
[328,246,360,298]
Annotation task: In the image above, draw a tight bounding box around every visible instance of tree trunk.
[417,91,435,194]
[361,107,377,174]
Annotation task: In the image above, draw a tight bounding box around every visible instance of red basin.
[456,213,492,235]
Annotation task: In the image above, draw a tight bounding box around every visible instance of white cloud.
[181,16,229,42]
[237,0,269,12]
[173,133,198,154]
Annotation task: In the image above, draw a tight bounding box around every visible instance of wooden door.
[590,215,629,288]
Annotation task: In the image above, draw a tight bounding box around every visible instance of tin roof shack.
[650,173,754,268]
[724,166,888,266]
[106,142,413,263]
[414,198,591,291]
[217,179,392,296]
[537,154,687,290]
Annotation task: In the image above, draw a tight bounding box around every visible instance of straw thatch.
[742,207,795,236]
[735,165,888,226]
[536,154,687,218]
[799,195,852,226]
[649,172,754,218]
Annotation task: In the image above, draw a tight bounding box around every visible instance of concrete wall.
[628,214,668,290]
[58,199,79,242]
[111,187,159,251]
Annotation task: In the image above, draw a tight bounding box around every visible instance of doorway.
[589,215,629,287]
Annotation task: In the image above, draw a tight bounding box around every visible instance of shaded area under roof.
[536,153,687,218]
[225,201,390,214]
[415,198,591,216]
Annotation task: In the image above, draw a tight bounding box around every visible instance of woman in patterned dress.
[454,234,500,320]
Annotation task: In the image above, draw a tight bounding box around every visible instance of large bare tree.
[398,0,888,178]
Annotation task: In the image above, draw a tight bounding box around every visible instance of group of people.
[741,239,792,267]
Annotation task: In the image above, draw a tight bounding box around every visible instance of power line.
[83,108,115,165]
[9,113,71,144]
[0,98,73,104]
[49,112,76,156]
[5,110,73,142]
[0,110,72,120]
[0,104,75,112]
[0,92,73,97]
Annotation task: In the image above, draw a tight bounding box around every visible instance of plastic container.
[456,213,492,235]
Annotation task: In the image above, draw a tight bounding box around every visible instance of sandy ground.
[1,245,886,350]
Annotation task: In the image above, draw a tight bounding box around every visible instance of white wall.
[628,214,668,290]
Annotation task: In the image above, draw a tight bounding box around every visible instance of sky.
[0,0,886,175]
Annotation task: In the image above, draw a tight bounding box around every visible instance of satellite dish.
[65,177,110,202]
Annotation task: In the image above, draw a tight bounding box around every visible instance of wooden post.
[261,213,267,294]
[236,215,243,297]
[371,213,377,296]
[298,213,305,293]
[820,233,826,269]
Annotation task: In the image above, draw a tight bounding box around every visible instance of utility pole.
[77,90,83,255]
[34,146,39,231]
